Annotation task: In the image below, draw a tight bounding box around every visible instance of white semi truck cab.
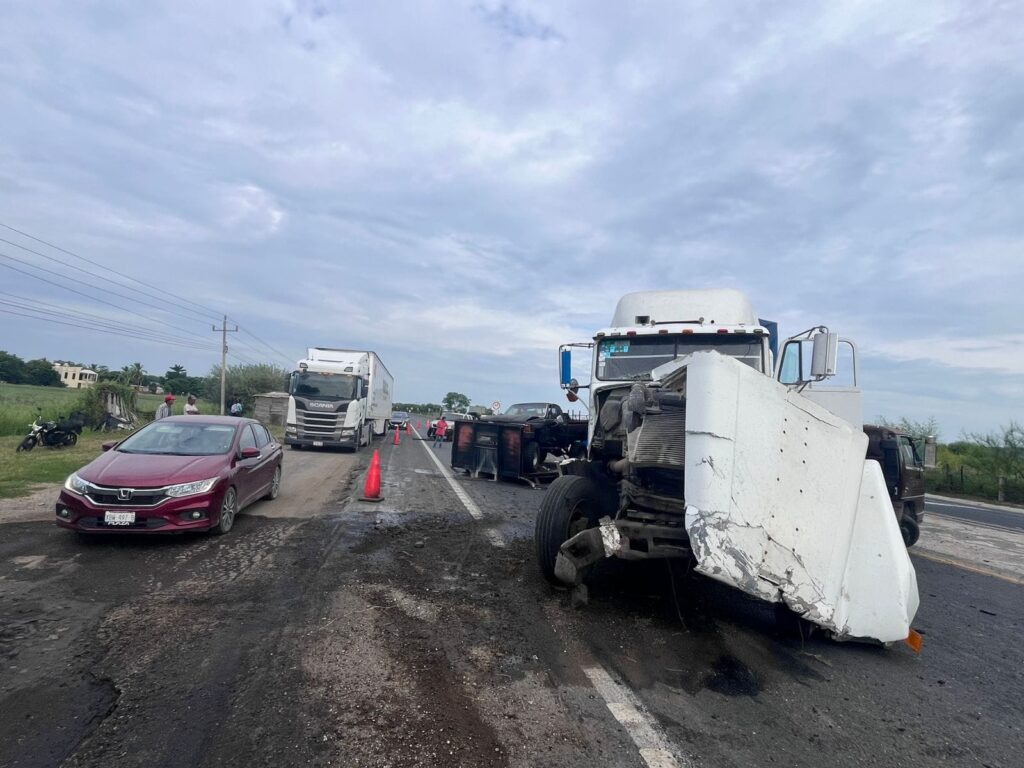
[544,289,919,645]
[284,348,393,451]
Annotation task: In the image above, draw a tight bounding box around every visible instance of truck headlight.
[285,425,297,434]
[166,478,219,498]
[64,473,90,495]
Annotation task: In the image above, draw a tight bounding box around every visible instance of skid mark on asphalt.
[410,425,506,548]
[584,665,687,768]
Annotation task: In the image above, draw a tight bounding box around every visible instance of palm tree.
[168,364,187,377]
[121,362,145,387]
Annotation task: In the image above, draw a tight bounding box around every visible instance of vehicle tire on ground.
[213,486,237,535]
[16,436,37,452]
[66,432,78,447]
[900,516,920,548]
[535,475,603,585]
[263,466,282,501]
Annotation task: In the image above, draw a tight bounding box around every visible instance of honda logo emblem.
[117,488,134,501]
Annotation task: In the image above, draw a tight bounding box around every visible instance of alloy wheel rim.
[271,468,281,496]
[222,490,236,530]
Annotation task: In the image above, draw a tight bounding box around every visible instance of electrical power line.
[0,221,223,321]
[0,236,219,325]
[0,253,217,348]
[0,294,217,351]
[0,307,220,351]
[0,224,291,367]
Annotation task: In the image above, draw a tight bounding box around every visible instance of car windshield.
[596,334,764,380]
[504,403,549,418]
[116,422,238,456]
[290,371,357,400]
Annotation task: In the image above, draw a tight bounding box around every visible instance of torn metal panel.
[682,352,919,642]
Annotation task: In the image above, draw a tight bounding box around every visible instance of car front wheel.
[213,486,237,535]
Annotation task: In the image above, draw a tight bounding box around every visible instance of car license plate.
[104,511,135,526]
[313,440,323,447]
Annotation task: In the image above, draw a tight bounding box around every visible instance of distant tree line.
[0,350,63,387]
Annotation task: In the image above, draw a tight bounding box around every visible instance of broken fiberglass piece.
[681,351,919,643]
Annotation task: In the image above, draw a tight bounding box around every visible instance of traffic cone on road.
[360,449,383,502]
[393,425,402,445]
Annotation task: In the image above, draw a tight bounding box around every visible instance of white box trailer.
[284,348,393,451]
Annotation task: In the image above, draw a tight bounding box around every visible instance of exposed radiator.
[628,404,687,469]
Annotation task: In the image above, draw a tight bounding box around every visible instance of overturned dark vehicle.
[451,403,587,484]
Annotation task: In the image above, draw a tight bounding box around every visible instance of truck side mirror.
[559,349,572,387]
[810,332,839,379]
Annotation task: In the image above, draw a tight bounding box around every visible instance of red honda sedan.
[56,416,283,535]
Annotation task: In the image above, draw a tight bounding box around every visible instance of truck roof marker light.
[753,328,765,335]
[682,329,694,334]
[626,331,637,336]
[733,329,746,334]
[596,332,606,338]
[717,328,730,334]
[658,329,669,334]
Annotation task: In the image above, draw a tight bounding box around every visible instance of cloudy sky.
[1,0,1021,437]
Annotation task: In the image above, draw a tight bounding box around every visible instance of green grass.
[0,431,109,498]
[0,383,82,436]
[0,383,221,436]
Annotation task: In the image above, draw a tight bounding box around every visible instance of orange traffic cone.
[361,449,383,502]
[393,425,401,445]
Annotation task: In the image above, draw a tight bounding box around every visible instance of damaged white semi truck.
[540,289,920,645]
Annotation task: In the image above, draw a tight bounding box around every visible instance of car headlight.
[64,473,90,495]
[166,478,219,498]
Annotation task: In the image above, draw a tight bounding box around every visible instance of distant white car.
[427,412,473,440]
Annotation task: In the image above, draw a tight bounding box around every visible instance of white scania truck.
[284,348,393,451]
[542,289,919,645]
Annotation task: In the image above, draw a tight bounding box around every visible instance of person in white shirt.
[155,395,175,420]
[184,395,200,415]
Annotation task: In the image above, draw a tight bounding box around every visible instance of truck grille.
[296,409,340,436]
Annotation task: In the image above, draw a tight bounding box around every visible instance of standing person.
[155,394,175,420]
[229,399,243,417]
[432,415,448,448]
[184,395,200,415]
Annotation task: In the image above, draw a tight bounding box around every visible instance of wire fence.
[926,466,1024,504]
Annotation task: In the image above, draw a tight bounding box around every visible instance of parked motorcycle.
[16,410,87,452]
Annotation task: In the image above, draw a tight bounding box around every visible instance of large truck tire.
[900,516,920,548]
[535,475,603,585]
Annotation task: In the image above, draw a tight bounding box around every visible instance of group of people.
[154,395,244,420]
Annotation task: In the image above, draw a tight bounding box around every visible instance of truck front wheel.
[900,516,920,547]
[535,475,603,585]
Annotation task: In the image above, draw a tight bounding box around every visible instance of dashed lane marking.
[410,425,506,547]
[583,666,687,768]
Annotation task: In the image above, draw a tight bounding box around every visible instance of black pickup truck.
[451,402,587,482]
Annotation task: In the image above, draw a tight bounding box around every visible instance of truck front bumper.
[284,430,358,448]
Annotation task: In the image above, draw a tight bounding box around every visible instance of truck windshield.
[290,372,357,400]
[596,335,764,380]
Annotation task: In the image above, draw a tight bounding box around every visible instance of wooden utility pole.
[212,315,238,415]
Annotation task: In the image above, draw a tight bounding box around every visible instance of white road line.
[410,425,506,547]
[583,666,687,768]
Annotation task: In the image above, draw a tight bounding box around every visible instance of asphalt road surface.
[1,431,1022,767]
[925,496,1024,532]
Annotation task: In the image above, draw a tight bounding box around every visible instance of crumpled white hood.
[680,352,919,643]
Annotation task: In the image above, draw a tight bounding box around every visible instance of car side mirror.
[101,441,118,452]
[240,447,260,459]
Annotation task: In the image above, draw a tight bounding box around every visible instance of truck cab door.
[776,336,863,427]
